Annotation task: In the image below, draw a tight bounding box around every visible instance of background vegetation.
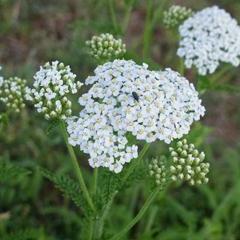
[0,0,240,239]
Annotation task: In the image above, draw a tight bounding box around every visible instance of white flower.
[26,61,83,120]
[177,6,240,75]
[67,60,205,173]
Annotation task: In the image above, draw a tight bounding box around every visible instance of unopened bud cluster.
[169,139,209,185]
[163,5,193,28]
[25,61,83,120]
[148,156,167,187]
[0,76,27,113]
[86,33,126,60]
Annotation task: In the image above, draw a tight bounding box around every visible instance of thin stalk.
[142,0,153,60]
[211,64,232,83]
[95,143,150,239]
[60,121,95,212]
[144,205,158,234]
[110,188,161,240]
[88,221,94,240]
[123,0,135,32]
[179,58,185,75]
[94,192,116,239]
[108,0,118,32]
[93,168,98,195]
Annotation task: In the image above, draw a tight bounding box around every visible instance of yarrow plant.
[0,73,27,114]
[163,5,193,28]
[177,6,240,75]
[25,61,83,120]
[67,59,205,173]
[2,3,225,238]
[86,33,126,61]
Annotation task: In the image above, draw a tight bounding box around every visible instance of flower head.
[26,61,83,120]
[148,156,168,187]
[67,60,205,173]
[0,75,27,113]
[177,6,240,75]
[163,5,193,28]
[169,139,209,185]
[86,33,126,61]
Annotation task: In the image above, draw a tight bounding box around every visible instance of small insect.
[132,91,139,101]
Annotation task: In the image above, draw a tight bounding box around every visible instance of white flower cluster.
[0,75,27,113]
[177,6,240,75]
[67,60,205,173]
[86,33,126,60]
[25,61,83,120]
[170,139,209,185]
[163,5,193,28]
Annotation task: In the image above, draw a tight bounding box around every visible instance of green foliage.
[0,161,31,183]
[98,169,121,204]
[1,0,240,239]
[39,167,92,217]
[2,228,47,240]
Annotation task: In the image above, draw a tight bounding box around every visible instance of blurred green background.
[0,0,240,239]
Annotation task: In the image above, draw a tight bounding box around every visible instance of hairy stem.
[110,188,161,240]
[60,121,95,212]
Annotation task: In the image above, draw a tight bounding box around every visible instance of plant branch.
[60,121,96,213]
[110,188,161,240]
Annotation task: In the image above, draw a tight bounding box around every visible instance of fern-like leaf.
[39,167,92,217]
[0,161,31,183]
[98,169,122,204]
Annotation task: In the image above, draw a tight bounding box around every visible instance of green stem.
[179,58,185,75]
[108,0,118,32]
[142,0,153,60]
[93,168,98,195]
[95,191,116,239]
[60,121,96,212]
[95,143,150,239]
[144,205,158,234]
[123,0,135,32]
[88,221,94,240]
[110,188,160,240]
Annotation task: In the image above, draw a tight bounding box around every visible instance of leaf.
[0,161,31,183]
[39,167,92,217]
[45,118,61,136]
[2,228,45,240]
[98,168,121,204]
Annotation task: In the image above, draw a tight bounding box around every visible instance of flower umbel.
[67,60,205,173]
[169,139,209,185]
[86,33,126,61]
[148,156,168,188]
[163,5,193,28]
[26,61,83,120]
[177,6,240,75]
[0,75,27,113]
